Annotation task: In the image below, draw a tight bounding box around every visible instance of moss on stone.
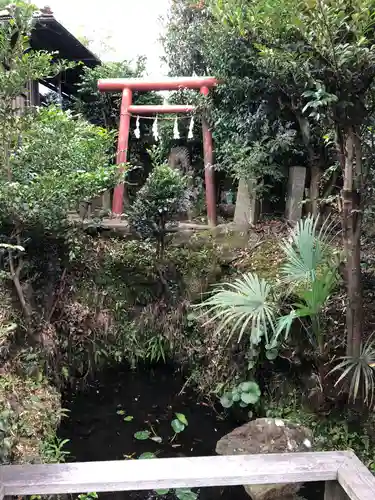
[235,238,284,280]
[167,237,223,300]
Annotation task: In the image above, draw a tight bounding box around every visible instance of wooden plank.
[338,452,375,500]
[325,481,350,500]
[0,452,347,496]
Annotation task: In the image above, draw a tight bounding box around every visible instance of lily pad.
[138,452,156,459]
[175,413,188,426]
[175,488,198,500]
[171,418,185,433]
[134,430,151,441]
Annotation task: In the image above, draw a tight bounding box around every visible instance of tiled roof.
[0,4,101,96]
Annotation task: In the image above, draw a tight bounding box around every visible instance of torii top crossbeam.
[97,76,219,226]
[97,76,218,92]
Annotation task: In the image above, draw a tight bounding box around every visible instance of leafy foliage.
[0,2,75,185]
[280,217,333,284]
[74,57,162,129]
[264,389,375,472]
[0,106,119,229]
[278,216,338,351]
[198,216,338,368]
[161,1,209,77]
[164,0,375,382]
[200,273,277,346]
[0,3,121,336]
[208,0,375,360]
[0,105,120,333]
[162,0,310,200]
[138,452,157,460]
[220,380,261,409]
[0,3,75,102]
[134,430,151,441]
[0,373,61,464]
[171,412,188,434]
[77,493,98,500]
[330,334,375,406]
[175,490,198,500]
[40,436,70,464]
[209,0,375,126]
[0,410,12,463]
[129,164,188,256]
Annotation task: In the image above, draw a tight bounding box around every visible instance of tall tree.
[162,0,301,219]
[0,2,120,338]
[75,57,161,130]
[162,0,337,222]
[209,0,375,357]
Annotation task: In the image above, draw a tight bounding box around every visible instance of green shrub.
[0,3,122,338]
[0,374,61,464]
[197,216,339,378]
[129,164,188,257]
[0,106,118,229]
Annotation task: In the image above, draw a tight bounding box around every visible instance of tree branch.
[8,249,32,325]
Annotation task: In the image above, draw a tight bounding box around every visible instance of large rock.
[216,418,313,500]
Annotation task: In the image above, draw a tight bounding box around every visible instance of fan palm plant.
[198,272,278,346]
[197,215,338,362]
[277,268,338,354]
[329,334,375,406]
[279,215,335,285]
[275,215,338,352]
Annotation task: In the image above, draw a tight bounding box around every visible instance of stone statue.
[168,146,194,177]
[168,146,195,221]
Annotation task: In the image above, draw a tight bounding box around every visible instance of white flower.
[303,438,312,448]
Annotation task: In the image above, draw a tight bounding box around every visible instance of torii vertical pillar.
[98,77,218,226]
[113,88,132,214]
[200,85,217,226]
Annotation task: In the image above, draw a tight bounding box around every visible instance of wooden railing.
[0,451,374,500]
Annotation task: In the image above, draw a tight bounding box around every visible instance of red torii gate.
[97,76,218,226]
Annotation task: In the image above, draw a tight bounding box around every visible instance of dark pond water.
[59,364,323,500]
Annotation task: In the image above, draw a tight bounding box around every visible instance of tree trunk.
[8,250,34,334]
[341,128,363,358]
